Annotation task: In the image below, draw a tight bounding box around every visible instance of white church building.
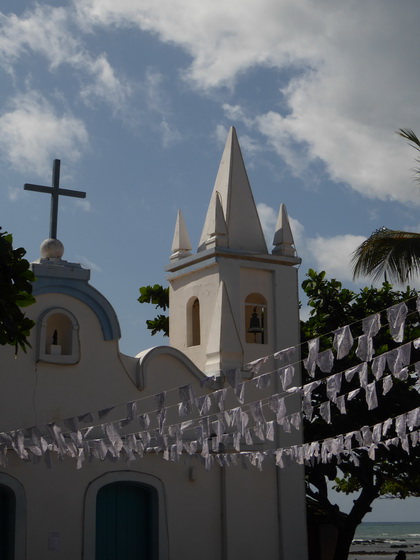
[0,128,308,559]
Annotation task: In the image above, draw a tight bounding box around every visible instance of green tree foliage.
[137,284,169,336]
[0,229,36,353]
[302,270,420,560]
[352,129,420,283]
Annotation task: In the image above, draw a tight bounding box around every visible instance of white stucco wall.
[0,286,307,560]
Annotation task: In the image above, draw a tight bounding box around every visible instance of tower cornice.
[166,246,301,278]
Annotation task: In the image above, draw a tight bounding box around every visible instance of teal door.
[0,485,15,560]
[95,482,158,560]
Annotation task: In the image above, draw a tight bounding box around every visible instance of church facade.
[0,128,308,559]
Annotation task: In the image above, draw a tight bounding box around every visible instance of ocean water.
[350,522,420,559]
[354,521,420,543]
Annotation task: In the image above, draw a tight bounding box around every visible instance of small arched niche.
[187,297,201,347]
[38,308,80,364]
[245,293,267,344]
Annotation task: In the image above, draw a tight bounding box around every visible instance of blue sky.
[2,0,420,521]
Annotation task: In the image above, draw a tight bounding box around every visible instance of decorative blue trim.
[33,277,121,341]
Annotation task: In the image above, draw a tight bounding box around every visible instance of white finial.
[170,210,192,260]
[272,204,297,257]
[40,238,64,260]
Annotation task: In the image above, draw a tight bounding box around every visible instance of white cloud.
[142,69,181,146]
[0,5,133,116]
[79,55,133,115]
[253,113,311,179]
[0,5,76,70]
[143,69,168,114]
[75,199,92,212]
[223,104,254,129]
[7,186,21,202]
[73,0,420,205]
[3,2,415,205]
[76,255,102,272]
[215,124,229,147]
[0,92,89,176]
[257,202,277,248]
[158,119,181,147]
[74,0,320,88]
[288,216,306,257]
[306,234,366,282]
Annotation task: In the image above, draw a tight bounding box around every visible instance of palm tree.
[352,129,420,284]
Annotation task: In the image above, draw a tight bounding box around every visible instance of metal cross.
[24,159,86,239]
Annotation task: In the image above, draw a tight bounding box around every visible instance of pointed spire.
[205,281,243,374]
[170,210,192,261]
[198,127,267,254]
[272,204,297,257]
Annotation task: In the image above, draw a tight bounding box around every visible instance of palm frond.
[352,228,420,284]
[398,128,420,150]
[398,128,420,185]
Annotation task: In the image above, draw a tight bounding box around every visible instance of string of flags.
[1,298,420,470]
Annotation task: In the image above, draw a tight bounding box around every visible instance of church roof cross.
[24,159,86,239]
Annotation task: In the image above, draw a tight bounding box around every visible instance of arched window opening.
[187,297,201,347]
[245,293,267,344]
[38,308,80,364]
[95,482,158,560]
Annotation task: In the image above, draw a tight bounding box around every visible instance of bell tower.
[167,127,301,375]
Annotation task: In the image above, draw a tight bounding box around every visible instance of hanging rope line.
[1,298,419,470]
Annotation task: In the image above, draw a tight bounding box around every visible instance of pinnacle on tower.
[170,210,192,260]
[202,191,228,250]
[272,204,297,257]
